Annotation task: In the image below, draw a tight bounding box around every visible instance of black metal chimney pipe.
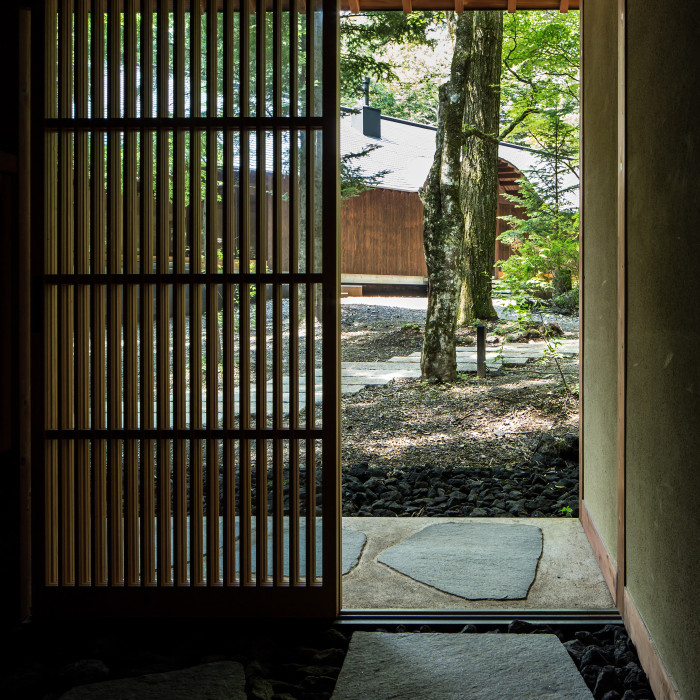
[362,77,370,106]
[352,77,381,138]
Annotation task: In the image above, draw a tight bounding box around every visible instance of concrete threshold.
[341,517,614,611]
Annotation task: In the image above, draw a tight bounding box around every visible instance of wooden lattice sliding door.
[32,0,340,617]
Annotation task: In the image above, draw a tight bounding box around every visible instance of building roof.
[340,108,579,208]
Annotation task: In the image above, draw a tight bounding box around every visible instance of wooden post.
[477,325,486,378]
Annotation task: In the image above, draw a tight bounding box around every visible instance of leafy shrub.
[551,286,579,313]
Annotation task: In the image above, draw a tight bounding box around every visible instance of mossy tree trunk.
[420,12,473,381]
[458,11,503,326]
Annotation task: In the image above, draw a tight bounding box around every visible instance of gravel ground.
[341,294,580,335]
[340,433,580,518]
[337,293,581,513]
[239,432,580,518]
[3,620,653,700]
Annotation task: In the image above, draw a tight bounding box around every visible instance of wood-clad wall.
[341,185,524,279]
[341,188,427,277]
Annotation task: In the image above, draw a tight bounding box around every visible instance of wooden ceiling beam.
[104,1,579,11]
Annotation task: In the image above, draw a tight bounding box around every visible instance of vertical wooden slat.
[140,0,157,587]
[124,0,140,586]
[19,4,32,616]
[44,0,60,588]
[59,0,76,587]
[189,0,205,588]
[156,0,172,586]
[271,0,284,586]
[90,0,108,587]
[304,7,317,583]
[238,0,253,586]
[75,0,91,587]
[321,0,341,607]
[255,0,269,586]
[174,0,188,587]
[205,0,220,586]
[288,0,300,586]
[107,0,124,586]
[222,0,237,587]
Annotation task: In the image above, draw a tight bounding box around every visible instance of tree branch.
[462,108,539,146]
[462,126,499,145]
[498,107,539,140]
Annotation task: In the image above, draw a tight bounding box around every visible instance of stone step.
[331,633,593,700]
[59,662,246,700]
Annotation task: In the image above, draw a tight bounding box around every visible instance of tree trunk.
[420,13,473,381]
[458,11,503,326]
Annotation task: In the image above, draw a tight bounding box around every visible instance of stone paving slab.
[342,361,423,370]
[174,518,366,580]
[156,337,578,420]
[378,522,542,600]
[501,356,529,365]
[249,521,367,578]
[331,633,593,700]
[59,661,246,700]
[342,372,422,383]
[342,366,422,378]
[384,356,501,365]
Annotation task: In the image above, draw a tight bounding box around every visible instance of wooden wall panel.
[340,185,523,280]
[341,188,426,277]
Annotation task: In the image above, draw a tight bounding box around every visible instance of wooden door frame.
[27,0,341,619]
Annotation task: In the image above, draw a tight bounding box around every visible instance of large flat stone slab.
[175,518,366,581]
[341,361,421,370]
[59,661,246,700]
[250,524,366,577]
[331,633,593,700]
[378,522,542,600]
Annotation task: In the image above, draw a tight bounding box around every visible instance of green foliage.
[339,12,445,199]
[365,72,442,126]
[558,505,574,517]
[340,11,444,104]
[500,11,580,147]
[552,286,579,313]
[340,143,389,200]
[498,11,580,301]
[498,106,579,294]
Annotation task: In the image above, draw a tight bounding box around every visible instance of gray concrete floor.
[341,517,614,610]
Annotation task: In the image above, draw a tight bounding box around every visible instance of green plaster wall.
[581,0,618,566]
[625,2,700,697]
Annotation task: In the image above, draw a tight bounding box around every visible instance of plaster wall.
[625,2,700,697]
[581,0,618,565]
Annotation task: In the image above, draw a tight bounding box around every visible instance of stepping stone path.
[169,517,367,581]
[377,522,543,600]
[263,338,579,415]
[161,339,579,421]
[331,632,593,700]
[59,661,246,700]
